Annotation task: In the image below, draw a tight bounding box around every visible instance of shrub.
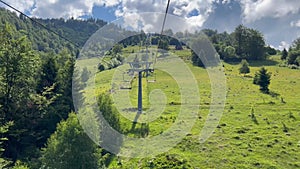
[239,59,250,74]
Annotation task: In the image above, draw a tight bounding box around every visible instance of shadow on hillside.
[248,60,279,67]
[225,59,279,67]
[225,61,240,66]
[260,90,281,99]
[268,90,280,98]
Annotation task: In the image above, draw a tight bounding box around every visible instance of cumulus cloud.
[214,0,231,4]
[32,1,92,19]
[114,0,218,32]
[31,0,121,19]
[290,20,300,28]
[0,0,35,13]
[278,41,290,51]
[239,0,300,23]
[1,0,218,31]
[1,0,121,19]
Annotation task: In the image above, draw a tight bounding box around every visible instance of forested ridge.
[1,6,300,169]
[0,8,106,52]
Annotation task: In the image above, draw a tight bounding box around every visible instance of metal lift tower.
[128,60,153,114]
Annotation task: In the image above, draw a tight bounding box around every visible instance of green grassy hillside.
[90,47,300,168]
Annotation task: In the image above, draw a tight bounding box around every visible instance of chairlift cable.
[160,0,171,35]
[151,0,171,79]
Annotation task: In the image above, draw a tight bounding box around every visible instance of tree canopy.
[233,25,266,60]
[41,113,102,169]
[287,38,300,66]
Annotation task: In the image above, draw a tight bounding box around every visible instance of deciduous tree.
[0,23,40,160]
[223,46,236,61]
[41,113,102,169]
[233,25,266,60]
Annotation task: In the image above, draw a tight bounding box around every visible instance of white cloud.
[121,12,142,30]
[0,0,34,13]
[278,41,290,51]
[114,0,217,32]
[221,0,231,4]
[186,15,207,28]
[31,0,118,19]
[240,0,300,23]
[290,20,300,28]
[1,0,120,19]
[103,0,121,7]
[173,7,183,16]
[1,0,216,30]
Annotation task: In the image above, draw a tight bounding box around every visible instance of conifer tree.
[253,67,271,93]
[239,59,250,74]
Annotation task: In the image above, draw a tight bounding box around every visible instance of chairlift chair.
[146,69,156,83]
[120,71,133,90]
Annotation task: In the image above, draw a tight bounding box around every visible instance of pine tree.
[36,55,58,94]
[55,48,75,118]
[253,67,271,93]
[239,59,250,74]
[281,48,288,60]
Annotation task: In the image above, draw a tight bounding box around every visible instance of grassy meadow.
[84,45,300,168]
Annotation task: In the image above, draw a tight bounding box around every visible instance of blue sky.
[91,5,116,21]
[1,0,300,50]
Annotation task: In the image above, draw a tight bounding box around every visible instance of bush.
[288,64,299,69]
[98,64,105,71]
[223,46,237,61]
[239,59,250,74]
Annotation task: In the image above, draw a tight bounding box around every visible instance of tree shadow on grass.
[224,61,240,66]
[248,60,279,67]
[260,89,280,98]
[225,59,279,67]
[268,90,280,98]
